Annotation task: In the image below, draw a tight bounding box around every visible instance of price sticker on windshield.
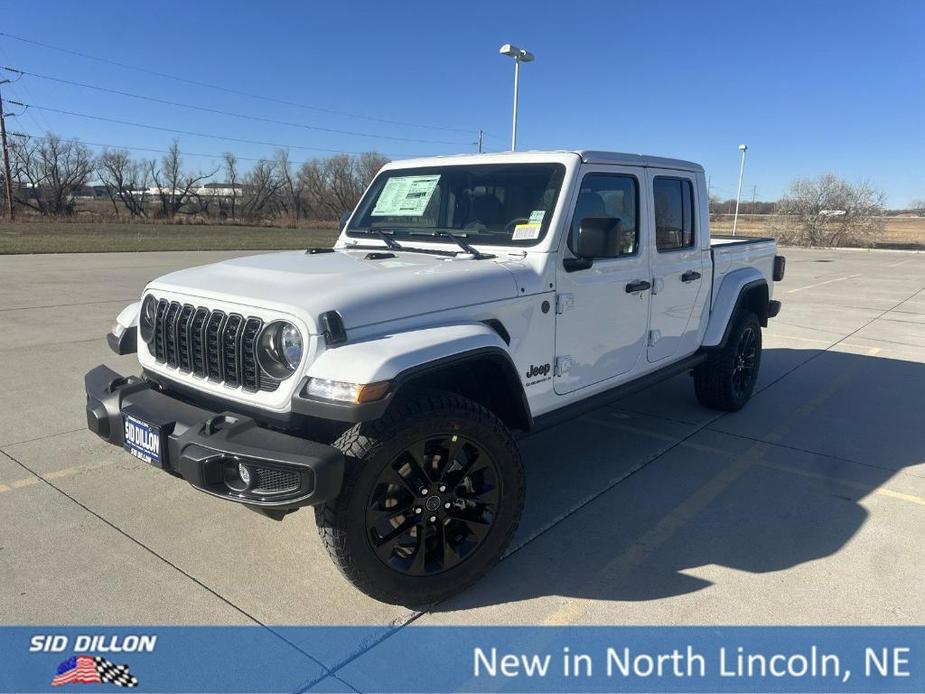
[372,175,441,217]
[512,223,542,240]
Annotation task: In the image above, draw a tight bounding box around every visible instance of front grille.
[147,299,281,393]
[252,466,300,495]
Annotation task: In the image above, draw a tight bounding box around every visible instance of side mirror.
[339,212,351,228]
[575,217,622,258]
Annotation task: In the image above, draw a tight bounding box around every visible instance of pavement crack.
[0,447,333,680]
[314,280,925,680]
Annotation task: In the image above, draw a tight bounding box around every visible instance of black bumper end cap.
[86,401,111,439]
[768,300,782,318]
[107,327,137,355]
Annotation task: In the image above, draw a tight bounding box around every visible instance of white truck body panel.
[126,150,779,423]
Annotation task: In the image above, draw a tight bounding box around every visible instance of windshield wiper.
[436,230,491,259]
[406,230,492,259]
[351,229,402,250]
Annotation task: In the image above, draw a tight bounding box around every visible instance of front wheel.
[314,391,525,605]
[693,309,762,411]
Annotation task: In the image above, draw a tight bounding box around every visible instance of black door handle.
[625,279,652,293]
[681,270,702,283]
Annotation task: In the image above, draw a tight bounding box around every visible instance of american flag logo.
[51,655,139,688]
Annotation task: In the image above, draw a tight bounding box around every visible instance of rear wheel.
[694,309,762,411]
[315,391,524,605]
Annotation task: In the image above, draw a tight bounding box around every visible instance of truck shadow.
[435,347,925,612]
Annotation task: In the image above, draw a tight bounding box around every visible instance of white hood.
[147,248,522,333]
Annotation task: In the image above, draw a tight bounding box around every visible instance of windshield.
[347,163,566,247]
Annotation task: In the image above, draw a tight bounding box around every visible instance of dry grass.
[0,222,340,254]
[2,216,923,254]
[712,214,925,250]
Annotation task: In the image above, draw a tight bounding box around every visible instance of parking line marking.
[542,356,857,625]
[0,460,116,494]
[754,460,925,508]
[786,274,862,294]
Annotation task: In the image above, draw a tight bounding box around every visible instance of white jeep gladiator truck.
[86,150,785,605]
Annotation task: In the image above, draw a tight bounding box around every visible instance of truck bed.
[710,235,777,304]
[710,234,775,246]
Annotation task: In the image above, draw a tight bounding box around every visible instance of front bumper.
[84,365,344,510]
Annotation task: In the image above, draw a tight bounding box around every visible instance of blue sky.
[1,0,921,206]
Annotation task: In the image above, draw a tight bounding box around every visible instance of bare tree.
[223,152,239,221]
[297,151,388,221]
[96,149,151,218]
[776,173,885,247]
[241,159,284,219]
[9,134,93,215]
[275,150,305,222]
[909,199,925,216]
[148,141,217,219]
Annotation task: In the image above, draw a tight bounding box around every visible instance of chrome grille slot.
[163,302,181,367]
[241,318,262,392]
[190,307,210,377]
[176,304,195,372]
[153,299,169,361]
[205,311,226,381]
[146,297,283,393]
[222,314,244,387]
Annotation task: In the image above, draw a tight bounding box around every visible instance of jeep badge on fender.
[85,150,783,606]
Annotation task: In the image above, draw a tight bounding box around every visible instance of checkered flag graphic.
[94,656,139,688]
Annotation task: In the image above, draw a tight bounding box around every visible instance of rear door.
[646,170,705,362]
[554,167,651,394]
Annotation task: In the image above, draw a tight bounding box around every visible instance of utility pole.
[0,81,14,221]
[476,129,484,153]
[751,185,757,204]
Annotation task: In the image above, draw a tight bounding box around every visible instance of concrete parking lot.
[2,246,924,672]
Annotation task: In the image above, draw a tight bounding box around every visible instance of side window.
[653,177,696,251]
[568,173,638,257]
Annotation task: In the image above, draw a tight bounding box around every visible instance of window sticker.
[371,175,441,217]
[512,223,541,241]
[528,209,546,224]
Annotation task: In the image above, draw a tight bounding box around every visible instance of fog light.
[238,463,252,488]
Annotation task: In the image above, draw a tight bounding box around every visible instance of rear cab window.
[653,177,696,251]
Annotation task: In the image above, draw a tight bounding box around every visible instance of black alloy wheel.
[366,434,501,576]
[732,324,759,396]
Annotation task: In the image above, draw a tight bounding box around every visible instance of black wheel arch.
[712,279,769,349]
[386,347,533,433]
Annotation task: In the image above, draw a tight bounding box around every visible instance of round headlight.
[139,294,158,343]
[257,321,303,379]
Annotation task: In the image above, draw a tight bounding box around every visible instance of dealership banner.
[2,626,922,693]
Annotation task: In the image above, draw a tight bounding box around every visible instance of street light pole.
[499,44,534,152]
[511,57,520,151]
[732,143,748,236]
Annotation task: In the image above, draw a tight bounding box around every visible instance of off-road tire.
[694,309,762,411]
[314,390,525,606]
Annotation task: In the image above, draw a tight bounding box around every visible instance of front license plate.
[122,414,163,467]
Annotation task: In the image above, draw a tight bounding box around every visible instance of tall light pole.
[499,44,534,151]
[732,143,748,236]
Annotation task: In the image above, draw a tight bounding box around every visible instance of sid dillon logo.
[31,634,153,688]
[51,655,139,688]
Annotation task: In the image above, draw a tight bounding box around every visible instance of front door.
[646,171,705,363]
[554,169,650,395]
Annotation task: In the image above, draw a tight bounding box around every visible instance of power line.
[0,31,475,135]
[1,66,470,146]
[7,101,427,158]
[9,130,355,169]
